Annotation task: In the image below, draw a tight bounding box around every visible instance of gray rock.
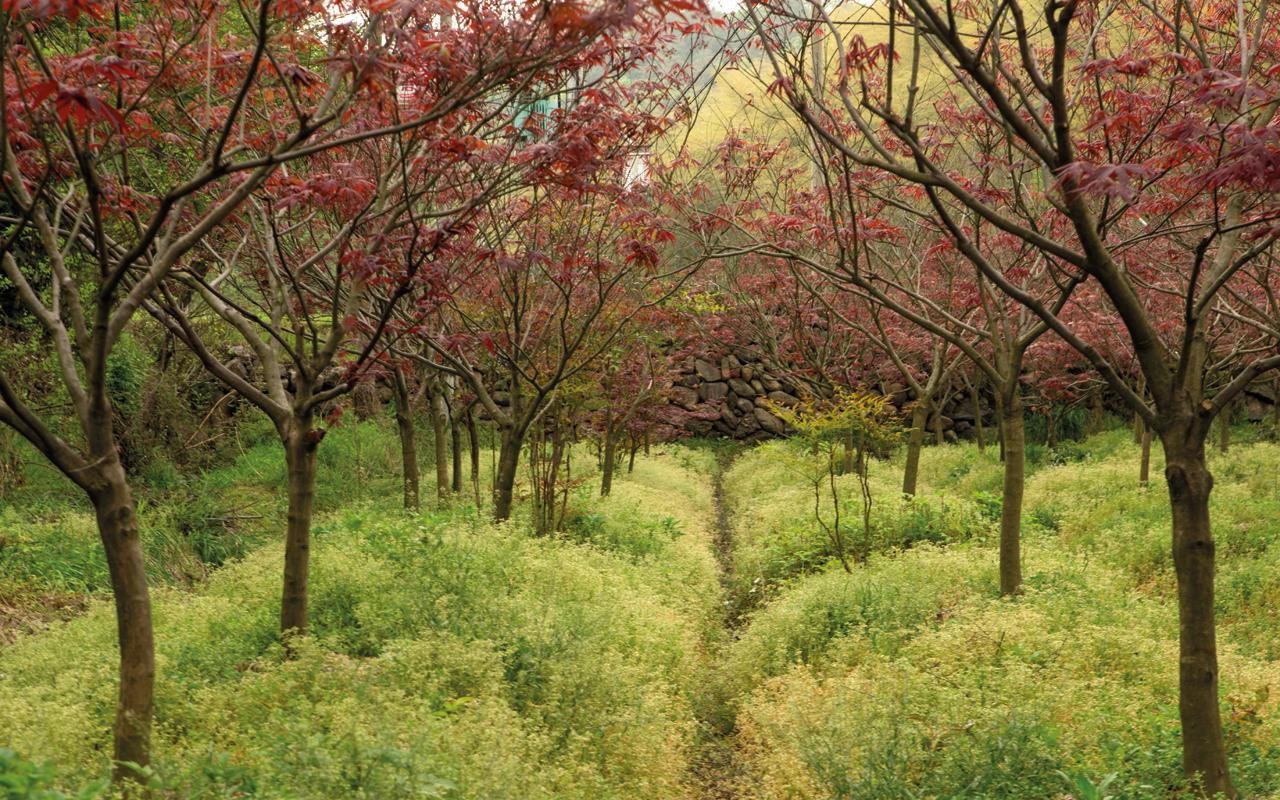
[670,386,699,411]
[742,365,755,381]
[687,419,714,436]
[750,379,765,394]
[755,407,786,435]
[767,390,800,407]
[728,378,756,397]
[1245,396,1266,422]
[694,359,721,382]
[735,414,761,436]
[762,378,782,393]
[735,397,755,414]
[699,382,729,402]
[951,402,977,422]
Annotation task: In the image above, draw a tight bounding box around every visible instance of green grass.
[0,444,723,799]
[723,427,1280,799]
[4,423,1279,799]
[0,415,509,624]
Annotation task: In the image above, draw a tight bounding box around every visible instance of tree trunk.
[428,384,449,503]
[493,425,522,521]
[628,434,639,473]
[842,428,856,474]
[1162,433,1235,798]
[281,417,320,634]
[601,413,618,497]
[91,466,155,785]
[391,369,419,511]
[999,392,1025,596]
[902,402,928,496]
[1088,390,1104,435]
[932,399,945,445]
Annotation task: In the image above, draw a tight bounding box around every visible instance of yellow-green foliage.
[728,429,1280,799]
[0,447,723,799]
[578,446,723,642]
[723,440,995,603]
[1026,434,1280,660]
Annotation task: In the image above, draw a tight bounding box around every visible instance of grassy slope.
[4,424,1280,798]
[0,430,724,799]
[720,429,1280,799]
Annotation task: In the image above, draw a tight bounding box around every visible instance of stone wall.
[666,346,1280,443]
[668,347,803,441]
[665,346,1002,442]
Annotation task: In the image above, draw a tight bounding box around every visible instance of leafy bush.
[0,750,107,800]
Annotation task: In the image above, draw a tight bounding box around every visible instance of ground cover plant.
[2,0,1279,797]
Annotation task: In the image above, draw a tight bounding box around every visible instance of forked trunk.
[281,418,320,634]
[91,466,155,785]
[999,393,1025,595]
[902,402,928,496]
[493,426,522,521]
[627,434,639,473]
[391,370,419,511]
[1162,431,1235,798]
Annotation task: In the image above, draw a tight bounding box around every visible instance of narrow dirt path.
[690,448,748,800]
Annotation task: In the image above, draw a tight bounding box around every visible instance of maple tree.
[0,0,703,782]
[742,0,1280,792]
[143,0,702,634]
[684,123,1067,595]
[589,314,674,497]
[401,68,724,522]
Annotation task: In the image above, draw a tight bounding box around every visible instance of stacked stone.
[669,348,802,441]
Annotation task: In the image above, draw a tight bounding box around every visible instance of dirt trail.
[689,449,748,800]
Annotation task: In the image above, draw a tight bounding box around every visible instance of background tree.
[146,0,677,635]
